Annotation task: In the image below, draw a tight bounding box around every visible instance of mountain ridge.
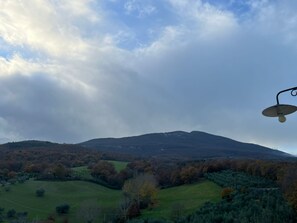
[79,130,292,160]
[0,131,292,160]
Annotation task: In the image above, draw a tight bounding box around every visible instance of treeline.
[0,145,133,180]
[0,143,135,172]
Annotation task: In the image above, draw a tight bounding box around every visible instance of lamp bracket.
[276,87,297,105]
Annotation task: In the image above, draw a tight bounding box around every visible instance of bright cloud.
[0,0,297,154]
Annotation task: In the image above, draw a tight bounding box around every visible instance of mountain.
[79,131,292,160]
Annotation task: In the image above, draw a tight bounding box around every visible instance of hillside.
[79,131,292,160]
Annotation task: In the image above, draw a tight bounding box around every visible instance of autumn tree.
[7,171,17,179]
[123,174,158,209]
[91,160,116,181]
[221,187,234,201]
[51,164,71,178]
[180,166,200,184]
[280,165,297,210]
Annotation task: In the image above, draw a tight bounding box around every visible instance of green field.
[0,180,122,222]
[71,166,92,179]
[72,160,128,178]
[108,160,129,172]
[141,180,222,219]
[0,179,221,222]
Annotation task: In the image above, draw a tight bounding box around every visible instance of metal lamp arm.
[276,87,297,105]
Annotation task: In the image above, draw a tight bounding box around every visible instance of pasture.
[141,180,222,219]
[0,178,221,222]
[108,160,129,172]
[0,180,122,222]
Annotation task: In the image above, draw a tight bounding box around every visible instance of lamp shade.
[262,104,297,117]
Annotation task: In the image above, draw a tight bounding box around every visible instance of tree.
[7,171,17,179]
[52,164,70,178]
[7,209,16,218]
[221,187,234,201]
[56,204,70,214]
[281,166,297,210]
[5,184,10,192]
[36,188,45,197]
[91,160,116,181]
[180,166,200,184]
[123,174,158,209]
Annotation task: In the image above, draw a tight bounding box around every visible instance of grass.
[72,160,128,178]
[0,180,123,223]
[0,177,221,222]
[140,180,222,219]
[108,160,129,172]
[71,166,92,179]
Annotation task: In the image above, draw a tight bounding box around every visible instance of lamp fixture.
[262,87,297,123]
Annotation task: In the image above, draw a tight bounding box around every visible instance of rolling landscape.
[0,131,296,223]
[2,1,297,223]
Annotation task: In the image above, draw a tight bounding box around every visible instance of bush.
[56,204,70,214]
[221,187,234,200]
[7,209,16,218]
[0,207,4,222]
[8,178,16,185]
[36,188,45,197]
[4,185,10,192]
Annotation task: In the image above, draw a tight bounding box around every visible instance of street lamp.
[262,87,297,123]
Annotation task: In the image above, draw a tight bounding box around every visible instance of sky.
[0,0,297,154]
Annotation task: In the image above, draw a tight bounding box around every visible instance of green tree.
[7,209,16,218]
[36,188,45,197]
[56,204,70,214]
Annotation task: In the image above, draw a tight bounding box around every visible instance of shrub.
[8,178,16,185]
[56,204,70,214]
[36,188,45,197]
[221,187,234,200]
[4,185,10,192]
[7,209,16,218]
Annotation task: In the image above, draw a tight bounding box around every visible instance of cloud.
[0,0,104,59]
[124,0,157,18]
[0,0,297,154]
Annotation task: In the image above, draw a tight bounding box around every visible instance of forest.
[0,145,297,222]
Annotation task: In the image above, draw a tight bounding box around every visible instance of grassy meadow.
[0,161,222,222]
[71,160,128,179]
[141,180,222,219]
[108,160,129,172]
[0,180,122,222]
[71,166,93,179]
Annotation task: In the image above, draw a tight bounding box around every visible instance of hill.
[79,131,292,160]
[0,140,60,149]
[0,179,122,223]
